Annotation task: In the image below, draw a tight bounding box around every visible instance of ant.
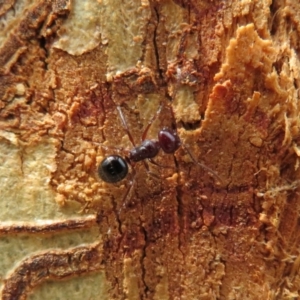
[98,122,180,183]
[97,101,222,202]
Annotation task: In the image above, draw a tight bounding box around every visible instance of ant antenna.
[116,106,136,147]
[181,144,223,184]
[155,94,221,182]
[118,164,137,215]
[141,104,163,141]
[115,104,165,173]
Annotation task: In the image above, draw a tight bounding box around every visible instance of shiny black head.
[98,155,128,183]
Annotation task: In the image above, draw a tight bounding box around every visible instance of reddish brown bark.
[1,0,300,299]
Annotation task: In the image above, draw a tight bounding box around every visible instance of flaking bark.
[0,0,300,299]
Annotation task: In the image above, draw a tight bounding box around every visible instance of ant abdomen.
[98,155,128,183]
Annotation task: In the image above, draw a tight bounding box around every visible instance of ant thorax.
[129,139,160,162]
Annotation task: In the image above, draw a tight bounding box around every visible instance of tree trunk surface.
[0,0,300,299]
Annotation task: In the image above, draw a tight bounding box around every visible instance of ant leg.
[157,96,222,182]
[115,105,159,178]
[116,105,136,147]
[139,157,161,180]
[92,142,125,155]
[118,161,136,215]
[163,99,178,123]
[181,144,223,184]
[141,104,163,141]
[117,103,164,171]
[148,158,173,169]
[118,162,160,218]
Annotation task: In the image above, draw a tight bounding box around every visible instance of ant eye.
[158,128,181,153]
[98,155,128,183]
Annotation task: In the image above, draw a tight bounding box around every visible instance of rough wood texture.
[0,0,300,299]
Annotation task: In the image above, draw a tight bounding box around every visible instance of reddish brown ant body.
[98,125,181,183]
[97,103,221,187]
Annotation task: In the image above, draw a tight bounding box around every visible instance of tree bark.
[0,0,300,299]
